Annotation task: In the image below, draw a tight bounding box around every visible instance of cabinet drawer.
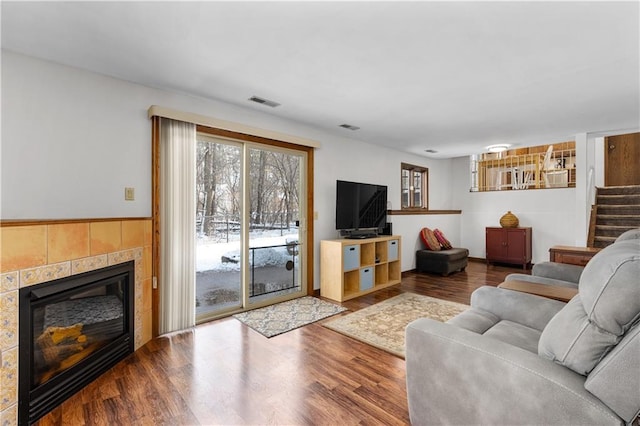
[360,267,374,290]
[343,245,360,271]
[388,239,399,261]
[554,252,592,266]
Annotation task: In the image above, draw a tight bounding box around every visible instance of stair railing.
[586,167,596,247]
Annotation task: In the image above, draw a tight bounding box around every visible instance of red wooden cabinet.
[486,227,532,269]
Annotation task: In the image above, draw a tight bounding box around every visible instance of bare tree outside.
[196,141,242,240]
[195,137,304,318]
[249,149,300,231]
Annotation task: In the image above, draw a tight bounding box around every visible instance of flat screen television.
[336,180,387,238]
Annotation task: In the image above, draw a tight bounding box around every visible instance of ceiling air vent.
[339,124,360,131]
[248,96,281,108]
[425,149,438,154]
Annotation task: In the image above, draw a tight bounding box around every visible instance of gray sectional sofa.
[405,236,640,425]
[505,228,640,289]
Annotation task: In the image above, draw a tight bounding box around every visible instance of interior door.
[605,132,640,186]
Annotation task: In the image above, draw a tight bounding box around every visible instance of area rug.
[233,296,347,338]
[323,293,469,358]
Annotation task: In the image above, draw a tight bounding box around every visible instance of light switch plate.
[124,187,135,201]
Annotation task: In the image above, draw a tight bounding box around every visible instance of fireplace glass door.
[31,276,127,386]
[20,261,134,425]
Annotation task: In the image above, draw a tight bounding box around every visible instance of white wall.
[390,214,461,270]
[1,50,454,287]
[452,139,592,265]
[313,137,461,272]
[6,51,631,285]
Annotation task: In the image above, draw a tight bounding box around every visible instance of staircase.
[588,185,640,248]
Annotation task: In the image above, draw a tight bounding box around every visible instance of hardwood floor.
[36,260,523,426]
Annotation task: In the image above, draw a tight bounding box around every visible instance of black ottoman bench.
[416,248,469,276]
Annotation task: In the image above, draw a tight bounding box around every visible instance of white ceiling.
[2,1,639,158]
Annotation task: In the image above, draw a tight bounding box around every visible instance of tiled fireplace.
[1,219,153,425]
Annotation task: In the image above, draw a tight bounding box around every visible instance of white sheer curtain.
[159,118,196,334]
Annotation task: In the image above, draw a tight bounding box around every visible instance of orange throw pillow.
[420,227,441,251]
[434,229,453,250]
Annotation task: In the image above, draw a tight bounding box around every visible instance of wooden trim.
[400,162,428,173]
[498,279,578,302]
[388,209,462,215]
[549,245,600,266]
[400,162,429,209]
[151,116,161,338]
[306,149,315,296]
[148,105,320,148]
[405,257,526,272]
[425,168,429,210]
[196,125,315,153]
[197,123,316,295]
[587,204,597,248]
[604,136,610,186]
[0,217,152,227]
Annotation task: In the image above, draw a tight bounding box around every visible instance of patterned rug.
[233,296,347,337]
[323,293,469,358]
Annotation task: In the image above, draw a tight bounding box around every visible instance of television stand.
[341,230,378,239]
[320,235,402,302]
[346,234,377,239]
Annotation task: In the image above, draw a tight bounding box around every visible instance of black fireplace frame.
[19,261,134,425]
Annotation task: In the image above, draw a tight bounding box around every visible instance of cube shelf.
[320,235,402,302]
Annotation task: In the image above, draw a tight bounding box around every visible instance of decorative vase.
[500,211,519,228]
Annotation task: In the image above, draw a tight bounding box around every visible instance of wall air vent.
[248,96,281,108]
[339,124,360,131]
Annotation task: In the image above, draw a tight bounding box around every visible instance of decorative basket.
[500,211,519,228]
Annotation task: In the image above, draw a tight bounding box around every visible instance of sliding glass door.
[195,135,306,321]
[247,147,304,305]
[195,137,243,318]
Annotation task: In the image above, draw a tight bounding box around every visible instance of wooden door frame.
[151,119,314,337]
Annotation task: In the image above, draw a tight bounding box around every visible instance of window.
[401,163,428,209]
[194,133,307,322]
[470,142,576,192]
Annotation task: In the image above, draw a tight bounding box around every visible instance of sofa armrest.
[405,318,623,425]
[505,273,579,289]
[471,286,566,331]
[532,261,584,283]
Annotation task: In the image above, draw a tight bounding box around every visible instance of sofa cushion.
[579,240,640,334]
[531,261,584,284]
[615,227,640,242]
[447,308,541,353]
[538,296,620,375]
[417,248,469,261]
[585,324,640,423]
[433,229,453,249]
[416,248,468,276]
[483,320,542,354]
[419,227,441,251]
[447,308,499,334]
[538,240,640,375]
